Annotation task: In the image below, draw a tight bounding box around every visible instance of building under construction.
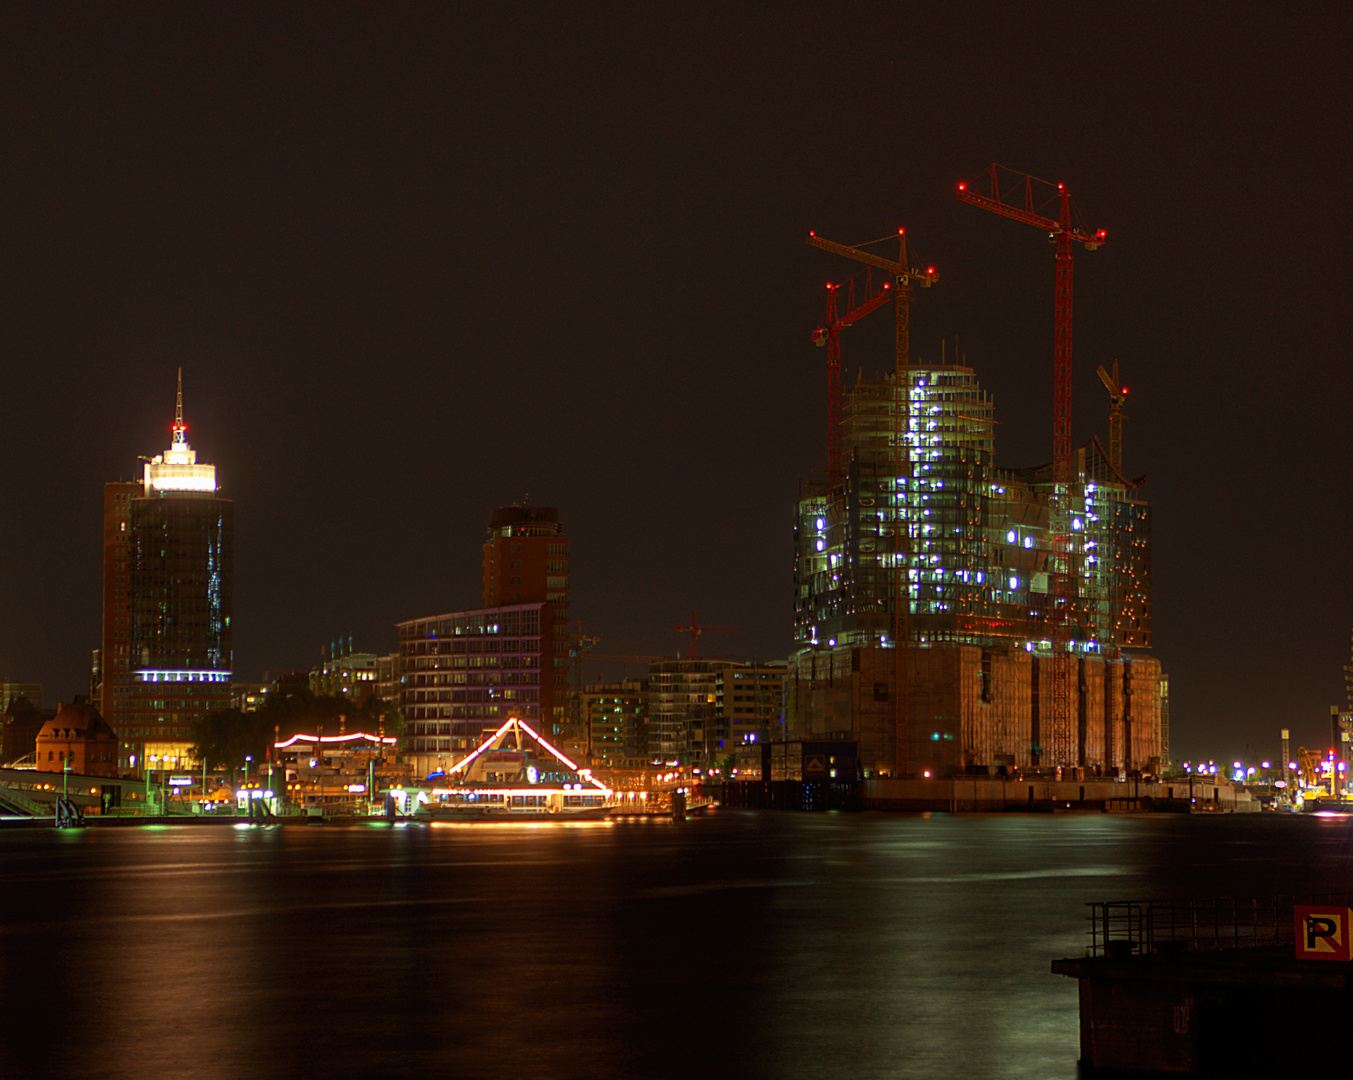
[787,361,1161,777]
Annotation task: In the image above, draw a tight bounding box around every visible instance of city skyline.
[0,6,1348,762]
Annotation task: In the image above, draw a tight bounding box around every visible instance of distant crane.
[568,622,603,724]
[957,164,1106,770]
[812,274,893,479]
[807,227,937,777]
[1095,358,1127,474]
[675,611,735,660]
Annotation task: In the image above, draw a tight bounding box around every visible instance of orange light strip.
[274,732,397,749]
[443,716,610,793]
[428,787,606,798]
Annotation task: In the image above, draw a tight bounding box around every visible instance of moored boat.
[413,716,613,823]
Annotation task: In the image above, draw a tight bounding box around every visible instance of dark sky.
[1,4,1348,763]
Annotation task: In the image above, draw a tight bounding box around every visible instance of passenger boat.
[413,716,613,822]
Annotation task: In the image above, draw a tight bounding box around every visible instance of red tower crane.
[957,163,1106,770]
[675,611,736,660]
[811,275,893,479]
[807,228,937,777]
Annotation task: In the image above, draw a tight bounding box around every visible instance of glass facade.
[788,362,1158,776]
[398,604,553,778]
[794,364,1150,658]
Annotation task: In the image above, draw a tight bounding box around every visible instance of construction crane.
[957,164,1106,772]
[807,227,937,777]
[1095,358,1128,474]
[568,622,603,725]
[812,274,893,479]
[675,611,735,660]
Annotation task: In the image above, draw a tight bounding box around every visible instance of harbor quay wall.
[1054,947,1352,1076]
[862,776,1257,813]
[718,776,1257,813]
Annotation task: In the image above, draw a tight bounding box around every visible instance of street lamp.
[148,754,159,813]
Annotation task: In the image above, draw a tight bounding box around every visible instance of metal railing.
[0,786,51,816]
[1086,894,1353,956]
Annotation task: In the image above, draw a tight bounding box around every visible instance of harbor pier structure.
[787,361,1161,778]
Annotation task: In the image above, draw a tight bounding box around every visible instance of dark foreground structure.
[1053,896,1352,1077]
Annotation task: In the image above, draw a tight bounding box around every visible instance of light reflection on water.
[1,811,1349,1079]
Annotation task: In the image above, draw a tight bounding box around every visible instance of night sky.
[1,5,1348,763]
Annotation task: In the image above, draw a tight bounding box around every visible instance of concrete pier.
[1054,945,1349,1076]
[863,776,1256,813]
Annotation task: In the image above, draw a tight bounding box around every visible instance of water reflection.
[1,812,1348,1079]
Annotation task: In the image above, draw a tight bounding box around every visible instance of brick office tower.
[481,506,568,731]
[100,372,234,774]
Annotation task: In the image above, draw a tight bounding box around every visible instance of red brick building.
[36,702,118,777]
[481,506,568,728]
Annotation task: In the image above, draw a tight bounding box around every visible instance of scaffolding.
[791,359,1154,771]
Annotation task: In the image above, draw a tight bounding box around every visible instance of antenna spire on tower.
[172,367,187,446]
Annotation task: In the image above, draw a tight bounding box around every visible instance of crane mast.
[1096,358,1127,474]
[813,276,893,479]
[807,229,936,776]
[957,164,1105,770]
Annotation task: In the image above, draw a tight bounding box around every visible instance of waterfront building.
[397,603,556,779]
[787,362,1160,778]
[481,505,568,728]
[34,702,118,777]
[310,648,379,703]
[274,728,402,812]
[581,679,649,763]
[230,681,270,714]
[0,681,42,712]
[715,661,786,750]
[99,373,233,773]
[648,659,787,766]
[376,653,400,708]
[2,702,54,767]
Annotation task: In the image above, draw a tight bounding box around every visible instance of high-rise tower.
[101,371,234,773]
[481,505,568,728]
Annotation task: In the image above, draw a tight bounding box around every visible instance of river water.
[2,811,1350,1079]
